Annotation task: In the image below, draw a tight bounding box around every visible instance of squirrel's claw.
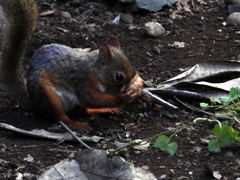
[70,122,92,131]
[60,117,91,131]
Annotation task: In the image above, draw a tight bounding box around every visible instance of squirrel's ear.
[104,37,121,49]
[99,42,112,58]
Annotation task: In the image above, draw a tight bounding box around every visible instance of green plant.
[109,87,240,156]
[199,87,240,152]
[154,135,178,155]
[208,123,240,152]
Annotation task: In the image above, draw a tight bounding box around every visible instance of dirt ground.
[0,0,240,179]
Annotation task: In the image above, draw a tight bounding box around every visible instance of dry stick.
[142,89,179,109]
[110,122,193,154]
[59,121,92,150]
[174,96,214,116]
[78,9,94,25]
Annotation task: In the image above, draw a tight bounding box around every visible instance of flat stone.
[121,13,134,24]
[227,12,240,25]
[136,0,177,12]
[144,22,165,37]
[60,11,71,19]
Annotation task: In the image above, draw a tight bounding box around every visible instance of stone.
[121,13,134,24]
[144,22,165,37]
[224,151,234,158]
[227,12,240,25]
[136,0,177,12]
[60,11,71,19]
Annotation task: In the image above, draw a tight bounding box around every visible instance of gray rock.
[136,0,177,12]
[224,151,234,158]
[227,12,240,25]
[121,13,134,24]
[38,150,157,180]
[118,0,177,11]
[159,175,167,180]
[144,22,165,37]
[60,11,72,19]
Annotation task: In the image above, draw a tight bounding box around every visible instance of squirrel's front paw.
[123,73,143,100]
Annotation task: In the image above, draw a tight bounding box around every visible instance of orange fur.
[39,73,90,130]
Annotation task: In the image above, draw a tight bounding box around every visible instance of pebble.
[178,176,189,180]
[139,113,144,118]
[224,151,234,157]
[159,175,167,180]
[144,22,165,37]
[60,11,72,19]
[121,13,134,24]
[169,41,185,48]
[227,12,240,25]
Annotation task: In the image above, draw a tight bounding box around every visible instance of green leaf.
[229,87,240,98]
[211,123,239,147]
[210,99,217,105]
[235,136,240,143]
[208,139,221,152]
[154,135,178,156]
[219,96,232,104]
[200,103,209,108]
[166,142,178,156]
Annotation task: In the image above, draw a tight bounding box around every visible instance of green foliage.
[208,123,240,152]
[154,135,178,155]
[199,87,240,152]
[229,87,240,98]
[208,139,221,152]
[200,102,209,108]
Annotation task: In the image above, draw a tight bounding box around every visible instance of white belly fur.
[53,88,79,111]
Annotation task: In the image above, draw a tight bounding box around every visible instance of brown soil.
[0,0,240,179]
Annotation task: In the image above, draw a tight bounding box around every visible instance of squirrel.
[0,0,143,131]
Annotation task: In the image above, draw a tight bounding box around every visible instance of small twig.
[59,121,92,150]
[110,122,193,155]
[40,10,56,17]
[78,9,94,25]
[48,148,77,153]
[174,96,214,116]
[142,89,179,109]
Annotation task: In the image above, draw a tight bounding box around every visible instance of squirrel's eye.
[114,72,125,82]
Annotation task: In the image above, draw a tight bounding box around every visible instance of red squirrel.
[0,0,143,130]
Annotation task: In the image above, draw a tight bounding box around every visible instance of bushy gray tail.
[0,0,38,96]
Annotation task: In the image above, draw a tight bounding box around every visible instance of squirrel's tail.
[0,0,38,96]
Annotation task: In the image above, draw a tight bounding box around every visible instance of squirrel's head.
[95,37,135,95]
